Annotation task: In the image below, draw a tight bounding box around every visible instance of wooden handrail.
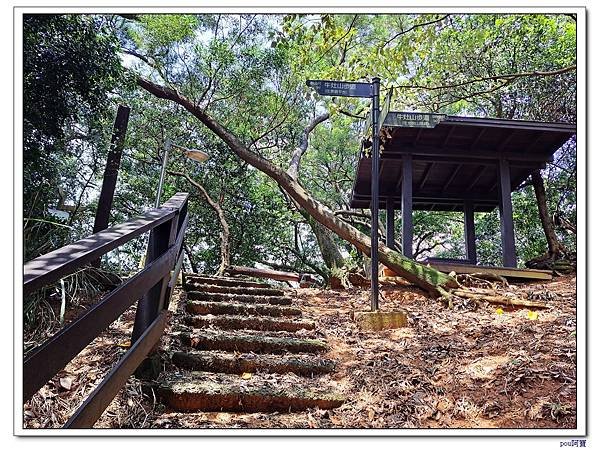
[24,207,177,296]
[23,241,179,401]
[22,193,189,428]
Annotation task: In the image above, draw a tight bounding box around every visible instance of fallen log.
[226,265,319,284]
[451,289,550,309]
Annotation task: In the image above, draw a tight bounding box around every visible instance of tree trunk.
[170,171,230,276]
[531,170,566,258]
[138,78,457,296]
[297,209,344,271]
[184,241,199,274]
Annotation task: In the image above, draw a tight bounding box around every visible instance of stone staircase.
[157,273,345,413]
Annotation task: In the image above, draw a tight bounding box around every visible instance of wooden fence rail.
[22,192,189,428]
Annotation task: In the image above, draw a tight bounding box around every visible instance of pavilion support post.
[464,200,477,264]
[369,77,381,311]
[498,159,517,267]
[401,154,413,259]
[386,198,395,250]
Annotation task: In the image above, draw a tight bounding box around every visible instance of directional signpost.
[383,111,446,128]
[306,77,381,311]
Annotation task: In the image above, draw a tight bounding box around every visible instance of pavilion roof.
[349,113,576,212]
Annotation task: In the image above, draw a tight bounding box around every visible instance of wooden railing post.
[131,212,179,343]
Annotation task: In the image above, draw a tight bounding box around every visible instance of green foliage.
[23,14,124,261]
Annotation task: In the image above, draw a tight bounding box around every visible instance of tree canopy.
[23,12,577,288]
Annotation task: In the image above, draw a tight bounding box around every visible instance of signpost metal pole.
[370,77,380,311]
[305,77,380,310]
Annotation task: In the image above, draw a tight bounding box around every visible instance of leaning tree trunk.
[303,212,345,270]
[170,171,231,276]
[531,170,566,257]
[138,78,457,296]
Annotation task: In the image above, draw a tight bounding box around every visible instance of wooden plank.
[426,262,552,281]
[23,243,178,402]
[64,311,168,429]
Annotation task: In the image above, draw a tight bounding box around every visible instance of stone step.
[181,330,329,354]
[158,372,345,412]
[185,314,315,332]
[184,274,271,289]
[172,350,337,376]
[185,283,286,297]
[186,290,292,306]
[186,300,302,317]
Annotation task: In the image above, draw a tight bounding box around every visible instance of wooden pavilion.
[350,112,576,272]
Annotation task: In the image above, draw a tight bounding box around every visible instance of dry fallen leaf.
[117,340,131,348]
[367,409,375,421]
[59,376,73,391]
[241,372,252,380]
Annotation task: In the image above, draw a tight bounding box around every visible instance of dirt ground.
[23,275,577,430]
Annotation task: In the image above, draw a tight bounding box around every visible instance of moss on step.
[186,300,302,317]
[186,284,286,296]
[185,314,315,332]
[186,291,292,305]
[184,274,270,289]
[158,372,345,412]
[180,330,328,354]
[172,350,336,376]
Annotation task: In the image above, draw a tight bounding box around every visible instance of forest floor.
[23,275,577,430]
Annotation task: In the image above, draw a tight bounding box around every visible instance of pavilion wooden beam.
[442,125,456,147]
[355,191,499,204]
[386,198,395,250]
[419,163,434,190]
[470,128,487,150]
[384,145,553,162]
[496,129,516,152]
[442,164,462,191]
[498,159,517,267]
[380,154,547,170]
[464,200,477,264]
[401,154,413,258]
[466,165,487,191]
[526,131,545,152]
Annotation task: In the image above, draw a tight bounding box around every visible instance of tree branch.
[393,65,576,92]
[169,170,231,275]
[382,14,450,48]
[287,112,330,180]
